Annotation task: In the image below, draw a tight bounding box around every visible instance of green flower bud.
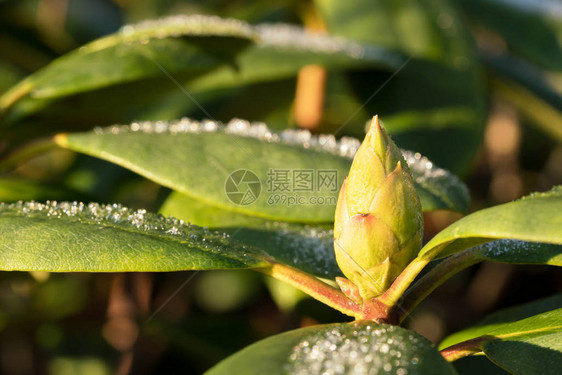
[334,116,423,301]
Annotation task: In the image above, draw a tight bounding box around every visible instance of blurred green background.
[0,0,561,374]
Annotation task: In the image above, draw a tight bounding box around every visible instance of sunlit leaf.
[207,322,457,375]
[441,301,562,375]
[418,186,562,260]
[0,201,266,272]
[56,118,470,223]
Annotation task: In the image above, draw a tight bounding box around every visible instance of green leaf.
[0,201,266,272]
[0,15,257,113]
[440,303,562,375]
[160,192,340,278]
[314,0,486,174]
[477,240,562,266]
[440,295,562,348]
[160,190,267,228]
[206,322,457,375]
[187,23,404,92]
[418,186,562,260]
[223,223,339,279]
[482,331,562,375]
[402,150,470,214]
[56,118,470,224]
[56,121,348,222]
[1,17,403,128]
[459,0,562,71]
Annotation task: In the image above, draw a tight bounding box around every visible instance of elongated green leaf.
[459,0,562,71]
[223,224,339,279]
[56,121,348,222]
[187,23,404,92]
[160,190,268,229]
[0,16,403,128]
[482,331,562,375]
[160,153,469,223]
[160,192,340,278]
[0,201,266,272]
[418,186,562,260]
[441,305,562,375]
[0,16,257,113]
[207,322,457,375]
[477,240,562,266]
[402,150,470,214]
[56,118,469,223]
[472,294,562,326]
[315,0,486,174]
[440,297,562,348]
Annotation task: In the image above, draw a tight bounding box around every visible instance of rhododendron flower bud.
[334,116,423,301]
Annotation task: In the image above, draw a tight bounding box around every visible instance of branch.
[257,263,362,318]
[440,336,493,362]
[394,247,482,324]
[376,257,430,310]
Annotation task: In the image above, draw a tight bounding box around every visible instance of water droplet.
[256,23,402,66]
[0,201,261,264]
[118,15,256,42]
[287,323,429,374]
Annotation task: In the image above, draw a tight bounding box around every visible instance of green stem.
[377,257,430,309]
[394,247,483,324]
[257,263,362,318]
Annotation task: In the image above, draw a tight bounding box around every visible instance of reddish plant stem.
[393,247,483,324]
[257,263,362,318]
[258,248,483,324]
[440,336,493,362]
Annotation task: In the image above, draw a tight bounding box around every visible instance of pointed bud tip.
[367,115,383,138]
[365,115,389,158]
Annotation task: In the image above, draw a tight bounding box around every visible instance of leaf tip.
[53,133,69,147]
